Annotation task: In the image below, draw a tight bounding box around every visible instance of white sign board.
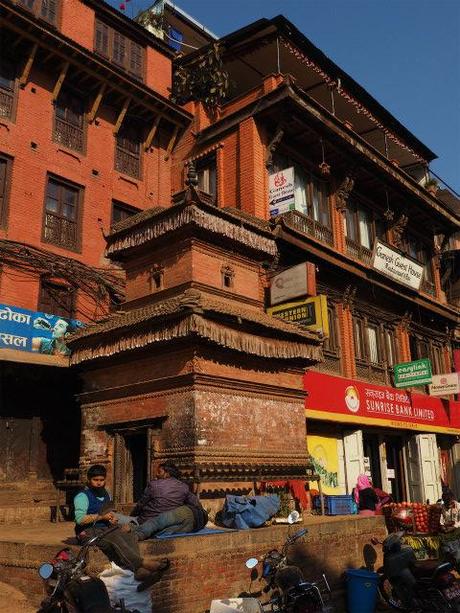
[269,167,295,217]
[372,240,424,291]
[270,263,311,305]
[429,373,460,397]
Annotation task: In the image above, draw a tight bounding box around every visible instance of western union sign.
[267,295,329,337]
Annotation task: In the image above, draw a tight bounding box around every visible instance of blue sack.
[220,494,280,530]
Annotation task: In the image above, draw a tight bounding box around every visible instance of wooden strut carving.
[342,284,357,310]
[335,174,355,212]
[391,213,409,249]
[265,122,286,170]
[400,311,412,331]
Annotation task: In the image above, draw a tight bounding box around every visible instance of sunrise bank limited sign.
[372,240,424,291]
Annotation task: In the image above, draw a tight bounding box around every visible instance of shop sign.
[304,371,460,433]
[269,167,295,217]
[270,262,316,305]
[267,294,329,337]
[394,358,432,388]
[372,240,424,291]
[429,373,460,397]
[0,303,83,359]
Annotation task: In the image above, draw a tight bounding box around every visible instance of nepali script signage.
[0,303,83,358]
[393,358,432,388]
[372,240,424,291]
[269,167,295,217]
[305,371,460,434]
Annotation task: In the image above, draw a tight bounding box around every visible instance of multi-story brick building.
[0,0,212,509]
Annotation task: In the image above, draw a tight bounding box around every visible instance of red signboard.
[305,371,460,434]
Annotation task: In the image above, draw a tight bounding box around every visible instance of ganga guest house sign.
[372,240,424,290]
[304,371,460,433]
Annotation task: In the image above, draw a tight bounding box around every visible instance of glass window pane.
[294,165,308,214]
[345,207,357,241]
[358,208,372,248]
[46,196,58,212]
[366,325,379,363]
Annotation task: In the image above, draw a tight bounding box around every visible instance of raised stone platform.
[0,515,386,612]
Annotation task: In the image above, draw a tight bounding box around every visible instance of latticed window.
[54,90,85,152]
[43,176,81,251]
[111,200,140,226]
[18,0,59,25]
[353,314,395,384]
[0,56,16,120]
[115,121,143,179]
[409,334,446,375]
[38,280,74,319]
[344,199,385,264]
[95,20,144,80]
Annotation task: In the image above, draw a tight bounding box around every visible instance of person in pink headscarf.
[353,474,378,516]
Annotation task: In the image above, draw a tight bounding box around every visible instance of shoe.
[136,559,170,592]
[142,557,170,573]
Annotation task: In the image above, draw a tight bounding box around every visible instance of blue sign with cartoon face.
[0,304,84,356]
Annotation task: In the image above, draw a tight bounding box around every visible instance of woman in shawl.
[354,474,378,516]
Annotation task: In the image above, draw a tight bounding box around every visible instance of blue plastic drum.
[346,568,379,613]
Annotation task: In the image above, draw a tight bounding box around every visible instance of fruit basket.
[382,502,442,534]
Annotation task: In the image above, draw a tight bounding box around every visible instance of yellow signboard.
[267,294,329,337]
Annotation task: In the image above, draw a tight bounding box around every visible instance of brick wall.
[0,517,386,612]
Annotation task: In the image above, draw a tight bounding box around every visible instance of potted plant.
[424,178,439,196]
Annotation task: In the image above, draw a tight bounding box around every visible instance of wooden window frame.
[353,313,397,383]
[409,333,446,376]
[323,304,340,357]
[345,199,385,264]
[94,19,145,81]
[42,174,83,253]
[18,0,61,27]
[402,232,435,295]
[115,119,144,180]
[53,89,86,154]
[111,200,141,227]
[38,278,75,319]
[196,155,217,204]
[0,153,13,229]
[0,53,19,122]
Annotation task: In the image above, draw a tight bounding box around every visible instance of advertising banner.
[307,433,343,495]
[372,240,424,290]
[305,371,460,434]
[393,358,432,388]
[268,167,295,217]
[429,373,460,397]
[270,262,316,306]
[0,303,83,359]
[267,294,329,336]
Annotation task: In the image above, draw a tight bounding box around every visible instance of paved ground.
[0,581,35,612]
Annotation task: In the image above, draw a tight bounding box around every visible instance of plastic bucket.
[346,568,379,613]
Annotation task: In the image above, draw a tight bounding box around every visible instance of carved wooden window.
[0,55,17,121]
[150,267,164,293]
[345,200,385,264]
[43,176,82,251]
[54,90,85,153]
[38,279,74,318]
[95,20,144,80]
[197,156,217,204]
[409,334,445,375]
[221,265,234,289]
[353,314,394,384]
[0,154,12,228]
[323,305,339,356]
[111,200,140,226]
[19,0,59,25]
[115,120,143,179]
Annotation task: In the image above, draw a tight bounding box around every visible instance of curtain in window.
[294,164,308,214]
[366,325,379,363]
[358,208,372,248]
[385,330,395,366]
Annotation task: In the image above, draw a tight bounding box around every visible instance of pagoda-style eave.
[2,0,192,130]
[197,80,459,229]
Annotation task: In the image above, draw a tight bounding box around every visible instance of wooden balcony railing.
[54,118,84,153]
[115,148,141,179]
[420,278,436,296]
[0,89,14,119]
[44,213,78,250]
[281,210,333,245]
[355,359,388,385]
[345,237,373,265]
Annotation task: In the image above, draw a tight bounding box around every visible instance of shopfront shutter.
[406,435,423,502]
[343,429,365,493]
[418,433,442,503]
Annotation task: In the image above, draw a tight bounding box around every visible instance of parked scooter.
[372,531,460,612]
[37,507,139,613]
[210,511,332,613]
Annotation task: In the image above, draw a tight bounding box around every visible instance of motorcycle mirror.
[245,558,259,569]
[38,563,54,580]
[287,510,300,524]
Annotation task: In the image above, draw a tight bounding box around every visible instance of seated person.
[353,474,378,516]
[129,462,207,540]
[441,492,460,531]
[74,464,169,588]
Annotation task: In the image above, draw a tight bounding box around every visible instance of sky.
[108,0,460,195]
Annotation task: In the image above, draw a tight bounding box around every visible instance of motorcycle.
[37,511,139,613]
[210,511,332,613]
[372,531,460,612]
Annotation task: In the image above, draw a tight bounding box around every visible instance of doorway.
[383,435,405,502]
[363,432,382,489]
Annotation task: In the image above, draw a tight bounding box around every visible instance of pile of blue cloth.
[219,494,280,530]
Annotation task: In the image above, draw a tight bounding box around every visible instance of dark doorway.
[126,431,148,502]
[363,432,382,489]
[384,435,405,502]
